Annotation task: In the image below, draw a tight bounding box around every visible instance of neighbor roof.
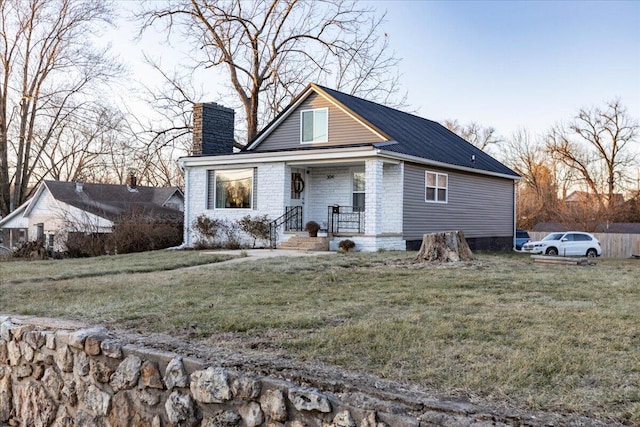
[247,83,518,178]
[42,181,183,222]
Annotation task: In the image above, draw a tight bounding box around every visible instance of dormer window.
[300,108,328,143]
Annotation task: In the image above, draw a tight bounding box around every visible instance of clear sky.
[108,0,640,140]
[376,0,640,138]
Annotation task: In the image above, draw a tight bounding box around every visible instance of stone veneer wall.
[0,316,420,427]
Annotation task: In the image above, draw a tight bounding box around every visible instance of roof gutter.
[178,145,379,168]
[375,148,522,181]
[177,145,520,181]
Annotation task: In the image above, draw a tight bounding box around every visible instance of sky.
[107,0,640,141]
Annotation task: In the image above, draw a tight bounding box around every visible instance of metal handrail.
[328,205,363,234]
[269,206,303,248]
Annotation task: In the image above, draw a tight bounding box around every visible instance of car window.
[516,231,529,238]
[574,233,591,241]
[564,234,576,241]
[543,233,564,241]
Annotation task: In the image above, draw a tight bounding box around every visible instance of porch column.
[365,159,383,236]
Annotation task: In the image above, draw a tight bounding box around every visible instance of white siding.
[382,163,403,234]
[306,166,353,229]
[183,163,287,247]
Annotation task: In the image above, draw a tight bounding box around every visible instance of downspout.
[513,180,517,250]
[179,160,189,247]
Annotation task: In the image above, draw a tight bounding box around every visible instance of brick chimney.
[127,173,137,189]
[192,102,235,156]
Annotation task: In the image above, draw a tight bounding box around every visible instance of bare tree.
[503,129,560,229]
[444,120,502,151]
[34,104,125,183]
[139,0,403,143]
[546,100,639,212]
[0,0,122,216]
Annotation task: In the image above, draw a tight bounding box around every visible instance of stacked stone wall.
[1,316,588,426]
[0,316,417,427]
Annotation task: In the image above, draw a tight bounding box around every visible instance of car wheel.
[586,248,597,258]
[546,247,558,256]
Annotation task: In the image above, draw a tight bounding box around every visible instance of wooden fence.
[529,232,640,258]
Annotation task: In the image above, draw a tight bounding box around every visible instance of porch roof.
[179,144,520,180]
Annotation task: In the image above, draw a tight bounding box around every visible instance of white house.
[180,83,520,252]
[0,179,183,252]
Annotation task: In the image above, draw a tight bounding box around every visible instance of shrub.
[66,232,109,257]
[338,239,356,252]
[238,215,271,248]
[221,220,242,249]
[192,215,224,248]
[304,221,320,237]
[109,218,182,254]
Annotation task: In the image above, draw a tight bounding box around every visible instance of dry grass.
[0,250,232,284]
[1,250,638,423]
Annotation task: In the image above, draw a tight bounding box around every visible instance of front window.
[212,169,253,209]
[301,108,328,143]
[352,170,365,212]
[425,171,448,203]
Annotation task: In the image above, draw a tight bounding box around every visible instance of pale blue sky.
[376,0,640,137]
[108,0,640,140]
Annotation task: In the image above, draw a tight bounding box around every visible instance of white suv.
[522,232,602,257]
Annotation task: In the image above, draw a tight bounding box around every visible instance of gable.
[252,92,386,152]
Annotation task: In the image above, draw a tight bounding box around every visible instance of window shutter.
[207,170,216,209]
[253,167,258,209]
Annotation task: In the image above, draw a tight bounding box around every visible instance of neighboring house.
[180,83,520,252]
[565,190,625,206]
[0,179,184,252]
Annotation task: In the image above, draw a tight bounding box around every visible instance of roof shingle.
[44,181,183,222]
[314,85,518,177]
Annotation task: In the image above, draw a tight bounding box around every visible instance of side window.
[352,170,365,212]
[36,223,44,240]
[300,108,328,143]
[564,234,576,241]
[425,171,448,203]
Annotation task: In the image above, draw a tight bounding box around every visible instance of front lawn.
[0,250,232,284]
[0,251,638,423]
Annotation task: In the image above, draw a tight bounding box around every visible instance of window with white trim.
[207,169,253,209]
[425,171,448,203]
[300,108,328,143]
[352,170,365,212]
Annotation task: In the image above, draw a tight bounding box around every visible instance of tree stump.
[415,230,476,262]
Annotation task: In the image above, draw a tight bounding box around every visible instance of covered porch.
[273,158,405,252]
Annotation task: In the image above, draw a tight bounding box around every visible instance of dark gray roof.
[45,181,183,222]
[314,85,518,177]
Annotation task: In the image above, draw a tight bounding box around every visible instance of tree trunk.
[415,231,476,262]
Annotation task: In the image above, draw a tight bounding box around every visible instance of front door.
[289,168,306,229]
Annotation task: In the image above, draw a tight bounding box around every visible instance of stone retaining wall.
[0,316,421,427]
[0,316,608,427]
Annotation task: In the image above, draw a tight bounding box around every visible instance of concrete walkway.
[191,248,332,269]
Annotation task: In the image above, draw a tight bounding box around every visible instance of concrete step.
[279,236,330,251]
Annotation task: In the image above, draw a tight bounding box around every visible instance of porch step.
[279,236,330,251]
